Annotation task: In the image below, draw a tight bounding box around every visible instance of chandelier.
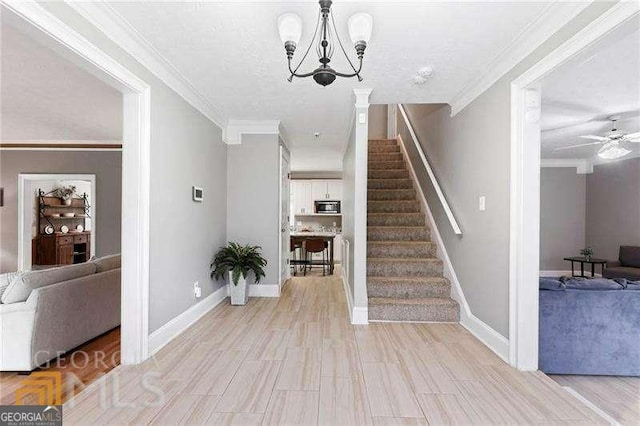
[277,0,373,86]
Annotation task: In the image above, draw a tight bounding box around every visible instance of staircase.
[367,139,460,322]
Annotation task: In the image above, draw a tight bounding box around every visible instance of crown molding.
[66,0,226,129]
[224,120,281,145]
[541,158,593,174]
[449,1,593,117]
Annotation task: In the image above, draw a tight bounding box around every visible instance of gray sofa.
[603,245,640,280]
[539,276,640,376]
[0,254,120,371]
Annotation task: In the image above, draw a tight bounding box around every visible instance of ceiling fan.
[554,116,640,159]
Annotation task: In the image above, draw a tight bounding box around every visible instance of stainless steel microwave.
[315,200,340,214]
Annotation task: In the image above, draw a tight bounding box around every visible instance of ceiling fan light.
[597,142,631,160]
[277,13,302,45]
[347,12,373,44]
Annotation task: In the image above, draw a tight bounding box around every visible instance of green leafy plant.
[53,185,76,201]
[580,247,594,258]
[211,242,267,286]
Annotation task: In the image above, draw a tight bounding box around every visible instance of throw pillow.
[0,272,18,303]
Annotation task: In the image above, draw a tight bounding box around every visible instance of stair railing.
[397,104,462,235]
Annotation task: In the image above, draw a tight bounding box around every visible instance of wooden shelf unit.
[33,190,92,266]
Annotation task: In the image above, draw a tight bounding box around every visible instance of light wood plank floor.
[62,272,611,425]
[0,327,120,405]
[551,375,640,425]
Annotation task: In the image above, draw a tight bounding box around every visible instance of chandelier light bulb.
[347,12,373,44]
[277,13,303,45]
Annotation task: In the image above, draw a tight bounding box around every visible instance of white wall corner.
[149,284,228,355]
[448,2,592,116]
[66,1,226,129]
[397,133,509,362]
[223,120,281,145]
[540,158,593,174]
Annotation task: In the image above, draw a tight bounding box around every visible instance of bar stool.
[290,237,303,276]
[303,238,328,276]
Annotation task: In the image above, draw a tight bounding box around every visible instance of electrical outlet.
[194,281,201,298]
[479,196,486,211]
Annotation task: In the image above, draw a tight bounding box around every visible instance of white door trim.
[509,2,640,370]
[17,174,97,271]
[278,145,291,290]
[3,0,152,364]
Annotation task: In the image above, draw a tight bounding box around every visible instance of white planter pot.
[229,272,248,305]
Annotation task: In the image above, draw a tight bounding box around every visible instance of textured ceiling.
[541,23,640,160]
[0,17,122,141]
[106,1,551,151]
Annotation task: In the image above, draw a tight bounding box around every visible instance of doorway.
[279,146,291,289]
[3,2,151,365]
[509,2,639,370]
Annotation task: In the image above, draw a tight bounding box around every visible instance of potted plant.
[211,242,267,305]
[53,185,76,206]
[580,247,594,261]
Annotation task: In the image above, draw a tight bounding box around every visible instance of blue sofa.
[539,277,640,376]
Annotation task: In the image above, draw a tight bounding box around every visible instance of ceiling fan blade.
[580,135,609,141]
[554,141,603,151]
[622,131,640,142]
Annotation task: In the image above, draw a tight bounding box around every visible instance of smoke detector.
[412,66,433,85]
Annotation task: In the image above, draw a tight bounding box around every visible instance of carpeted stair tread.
[367,200,421,213]
[368,297,460,322]
[367,241,436,258]
[368,213,425,226]
[368,169,410,179]
[368,276,451,298]
[368,161,405,170]
[368,189,415,200]
[369,153,403,162]
[368,179,413,189]
[367,257,443,277]
[367,226,430,241]
[369,145,400,154]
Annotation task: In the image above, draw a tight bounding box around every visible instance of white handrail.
[397,104,462,235]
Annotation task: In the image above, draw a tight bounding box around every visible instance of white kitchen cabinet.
[312,180,342,201]
[291,180,313,215]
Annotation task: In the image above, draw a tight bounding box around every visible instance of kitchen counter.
[290,231,339,237]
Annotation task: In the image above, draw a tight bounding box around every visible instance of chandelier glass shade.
[597,141,632,160]
[277,0,372,86]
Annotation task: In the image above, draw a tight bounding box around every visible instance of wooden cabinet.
[311,180,342,201]
[291,180,313,215]
[34,232,91,266]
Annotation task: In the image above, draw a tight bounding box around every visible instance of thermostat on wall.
[192,186,203,202]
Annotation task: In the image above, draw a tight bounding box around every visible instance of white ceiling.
[0,17,123,141]
[541,23,640,160]
[105,1,552,153]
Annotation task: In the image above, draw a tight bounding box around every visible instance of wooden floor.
[551,374,640,425]
[0,327,120,405]
[60,270,616,425]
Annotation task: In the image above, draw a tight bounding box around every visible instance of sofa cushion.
[539,278,565,291]
[0,272,19,303]
[603,266,640,281]
[91,254,121,273]
[1,262,96,304]
[560,277,624,290]
[619,246,640,268]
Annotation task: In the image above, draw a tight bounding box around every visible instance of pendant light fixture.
[277,0,372,86]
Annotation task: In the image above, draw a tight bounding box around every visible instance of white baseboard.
[398,133,509,363]
[540,270,602,278]
[246,284,280,297]
[460,311,510,363]
[149,284,228,355]
[352,306,369,325]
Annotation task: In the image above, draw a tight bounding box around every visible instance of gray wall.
[0,151,122,273]
[586,157,640,262]
[227,134,280,286]
[368,104,388,140]
[540,168,586,270]
[39,3,228,334]
[400,2,613,338]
